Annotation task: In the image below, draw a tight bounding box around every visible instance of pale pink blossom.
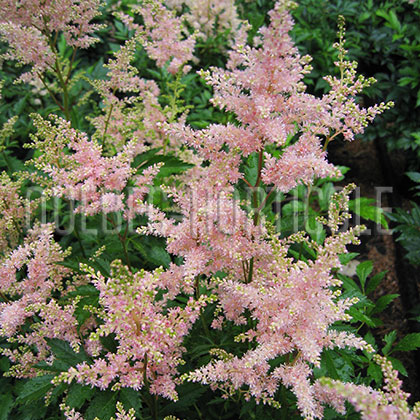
[0,0,103,81]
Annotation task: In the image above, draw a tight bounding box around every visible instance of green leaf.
[131,238,171,268]
[0,356,10,372]
[349,197,388,228]
[16,374,55,405]
[155,156,193,178]
[66,383,96,409]
[347,307,376,327]
[45,338,90,368]
[243,153,259,186]
[119,388,142,413]
[282,200,305,215]
[305,216,326,244]
[388,10,401,32]
[394,333,420,352]
[339,252,360,266]
[382,330,397,355]
[389,357,408,376]
[337,273,362,293]
[363,331,377,354]
[372,294,399,315]
[356,261,373,290]
[318,182,336,211]
[85,390,118,420]
[160,382,207,416]
[35,359,72,373]
[321,351,340,380]
[367,362,382,385]
[406,172,420,183]
[0,393,13,420]
[366,271,386,295]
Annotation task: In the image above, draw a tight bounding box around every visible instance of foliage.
[388,173,420,266]
[291,0,420,164]
[0,1,418,420]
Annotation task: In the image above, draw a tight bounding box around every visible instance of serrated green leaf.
[161,382,207,416]
[305,216,326,244]
[131,239,171,268]
[382,330,397,355]
[389,357,408,376]
[337,273,361,292]
[356,261,373,290]
[282,200,305,215]
[317,182,336,211]
[394,333,420,352]
[367,362,382,385]
[85,390,118,420]
[119,388,142,413]
[372,294,399,315]
[244,153,259,186]
[35,359,72,373]
[16,375,55,405]
[66,383,96,409]
[339,252,360,266]
[321,351,340,380]
[349,198,388,228]
[0,393,13,420]
[45,338,90,368]
[347,307,376,327]
[366,271,386,295]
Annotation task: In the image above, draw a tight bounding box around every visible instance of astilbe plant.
[0,0,418,419]
[118,0,196,74]
[165,0,243,44]
[55,261,212,400]
[0,0,103,83]
[0,223,74,377]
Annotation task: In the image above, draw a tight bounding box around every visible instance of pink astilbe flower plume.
[55,261,212,400]
[317,355,420,419]
[119,0,196,74]
[165,0,244,45]
[0,172,35,255]
[88,34,168,153]
[182,194,373,418]
[0,0,103,82]
[171,0,393,194]
[0,223,79,377]
[27,114,160,218]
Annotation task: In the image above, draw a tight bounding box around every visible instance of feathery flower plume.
[0,0,103,82]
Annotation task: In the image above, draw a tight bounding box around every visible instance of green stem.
[107,215,131,270]
[74,221,87,259]
[0,291,10,303]
[54,59,71,120]
[245,150,264,284]
[195,276,212,340]
[37,72,65,113]
[305,184,312,224]
[246,257,254,284]
[63,199,87,258]
[193,403,203,419]
[103,102,115,141]
[44,29,72,120]
[257,187,274,214]
[65,47,78,86]
[323,129,343,152]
